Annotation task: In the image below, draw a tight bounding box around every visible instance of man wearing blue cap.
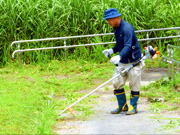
[102,8,142,115]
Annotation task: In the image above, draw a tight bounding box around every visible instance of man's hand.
[102,49,113,57]
[110,55,121,65]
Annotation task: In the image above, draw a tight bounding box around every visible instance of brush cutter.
[59,45,159,115]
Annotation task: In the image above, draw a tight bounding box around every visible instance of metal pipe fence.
[11,27,180,65]
[162,44,180,80]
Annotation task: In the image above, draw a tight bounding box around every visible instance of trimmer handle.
[107,54,111,59]
[108,54,118,67]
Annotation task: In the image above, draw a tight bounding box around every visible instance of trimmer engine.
[144,46,160,60]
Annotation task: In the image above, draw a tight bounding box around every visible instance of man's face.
[106,18,116,28]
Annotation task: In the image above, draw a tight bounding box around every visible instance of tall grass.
[0,0,180,65]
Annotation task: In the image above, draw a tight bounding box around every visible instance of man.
[102,8,142,115]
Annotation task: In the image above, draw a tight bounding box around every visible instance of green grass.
[0,60,115,134]
[1,55,180,133]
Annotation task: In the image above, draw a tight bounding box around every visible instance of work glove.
[110,55,121,65]
[103,49,113,57]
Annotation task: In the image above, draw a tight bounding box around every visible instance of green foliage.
[0,0,180,65]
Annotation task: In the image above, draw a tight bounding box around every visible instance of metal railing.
[162,44,180,80]
[11,27,180,65]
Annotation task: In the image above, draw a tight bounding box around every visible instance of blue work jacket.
[112,19,142,63]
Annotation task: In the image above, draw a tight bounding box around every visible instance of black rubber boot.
[126,90,140,115]
[111,88,128,114]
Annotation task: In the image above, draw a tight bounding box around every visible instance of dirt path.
[53,68,180,134]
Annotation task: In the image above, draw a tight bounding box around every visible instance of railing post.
[178,29,180,43]
[178,29,180,59]
[146,32,150,46]
[167,46,171,79]
[171,48,175,81]
[64,39,67,63]
[18,43,21,65]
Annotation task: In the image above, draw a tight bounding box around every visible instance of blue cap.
[102,8,121,20]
